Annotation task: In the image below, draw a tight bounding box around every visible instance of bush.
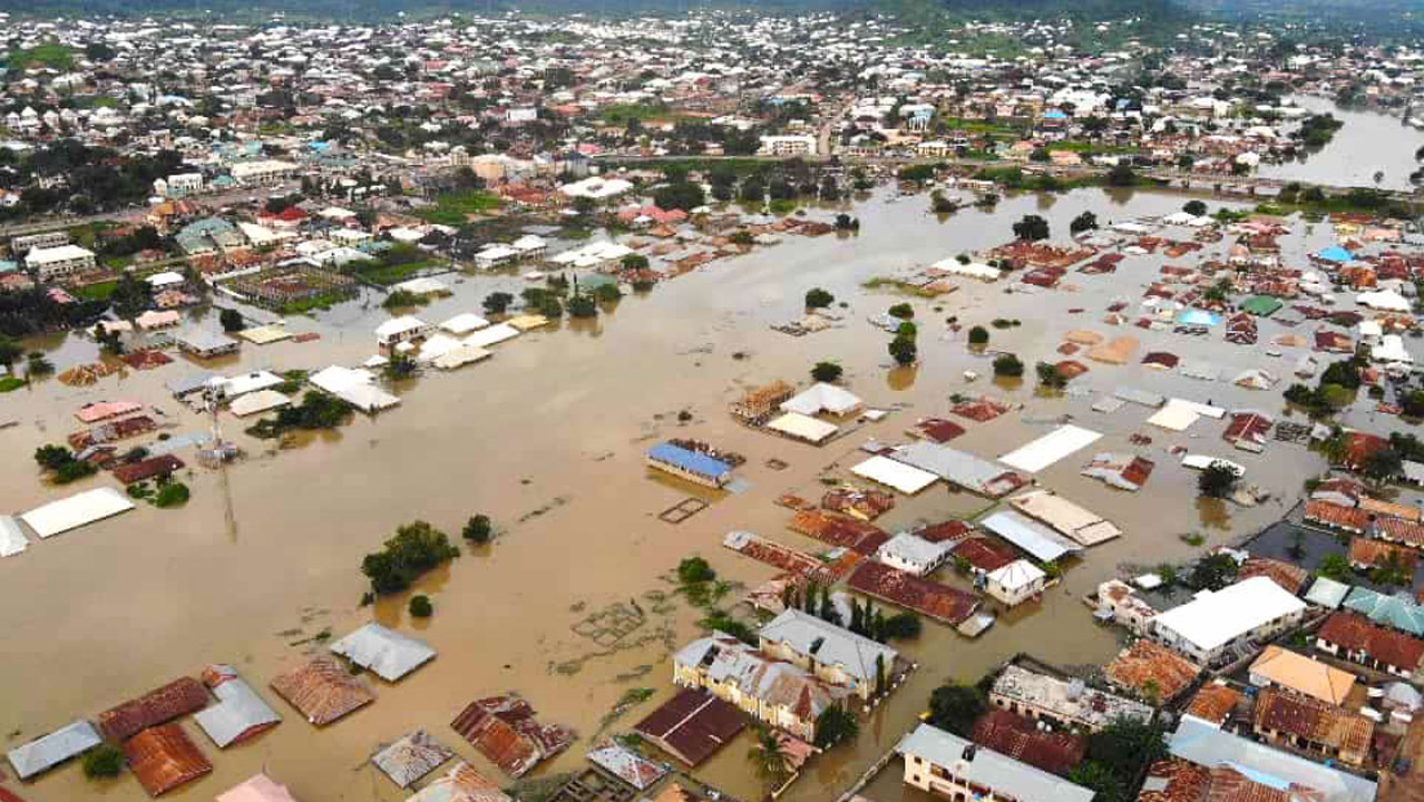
[409,595,434,618]
[880,611,922,640]
[993,353,1024,377]
[463,514,493,544]
[594,283,622,303]
[811,361,843,383]
[678,556,716,585]
[967,326,989,345]
[483,291,513,314]
[567,294,597,318]
[153,481,190,508]
[888,303,914,319]
[1183,200,1207,216]
[805,287,834,309]
[1036,362,1068,389]
[83,744,124,779]
[1197,463,1238,498]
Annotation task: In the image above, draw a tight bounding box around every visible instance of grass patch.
[863,276,944,298]
[0,376,24,392]
[414,190,501,226]
[72,280,118,302]
[356,258,444,286]
[600,102,675,124]
[278,291,351,315]
[5,43,76,71]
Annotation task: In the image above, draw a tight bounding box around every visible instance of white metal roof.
[329,623,436,682]
[987,559,1047,591]
[999,424,1102,473]
[7,720,102,779]
[0,515,29,558]
[780,383,864,417]
[229,389,291,418]
[439,313,490,335]
[851,455,938,495]
[20,487,136,539]
[463,323,521,349]
[1151,577,1306,652]
[979,511,1081,564]
[765,411,839,443]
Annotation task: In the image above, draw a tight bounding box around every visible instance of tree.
[83,744,124,779]
[1197,462,1238,498]
[1069,761,1124,802]
[653,180,705,212]
[888,302,914,319]
[814,706,860,749]
[880,611,922,640]
[567,294,597,318]
[805,287,834,309]
[993,353,1024,377]
[621,254,650,272]
[1036,361,1068,389]
[1070,211,1099,235]
[1318,553,1353,583]
[482,292,514,315]
[1183,200,1208,216]
[26,352,53,377]
[927,683,985,737]
[1363,448,1403,486]
[889,335,917,366]
[0,336,23,368]
[1188,552,1239,591]
[1012,214,1050,241]
[35,444,75,471]
[747,726,793,793]
[219,308,244,333]
[109,273,151,320]
[677,556,716,585]
[811,361,843,383]
[360,521,460,596]
[1107,162,1138,186]
[1074,717,1168,802]
[409,594,434,617]
[463,514,493,544]
[967,325,989,345]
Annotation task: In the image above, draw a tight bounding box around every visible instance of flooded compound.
[0,184,1379,802]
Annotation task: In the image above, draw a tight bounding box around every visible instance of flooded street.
[0,186,1367,802]
[1260,94,1424,191]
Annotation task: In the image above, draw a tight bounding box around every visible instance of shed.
[765,411,839,444]
[329,623,436,683]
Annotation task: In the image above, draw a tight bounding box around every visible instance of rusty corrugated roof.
[124,724,212,797]
[1104,640,1201,702]
[98,678,210,742]
[268,656,374,727]
[450,694,572,778]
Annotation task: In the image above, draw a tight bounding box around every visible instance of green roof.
[1242,296,1283,317]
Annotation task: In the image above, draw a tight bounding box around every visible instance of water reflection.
[886,364,918,391]
[1196,497,1232,530]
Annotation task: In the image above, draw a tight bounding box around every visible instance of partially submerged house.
[1251,688,1374,767]
[269,655,375,726]
[1149,577,1307,664]
[899,723,1095,802]
[1316,611,1424,679]
[329,623,436,683]
[124,723,213,797]
[195,665,281,748]
[98,677,210,742]
[632,687,747,767]
[6,720,103,780]
[645,442,734,488]
[989,663,1152,732]
[449,693,574,778]
[371,730,455,788]
[758,608,900,701]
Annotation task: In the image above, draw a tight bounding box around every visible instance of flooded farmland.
[0,185,1383,802]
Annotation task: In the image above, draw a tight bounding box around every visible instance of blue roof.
[1044,109,1069,120]
[647,443,731,478]
[1316,246,1355,263]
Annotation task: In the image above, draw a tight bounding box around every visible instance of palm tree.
[747,725,792,795]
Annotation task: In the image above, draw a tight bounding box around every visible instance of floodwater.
[0,185,1387,802]
[1259,94,1424,192]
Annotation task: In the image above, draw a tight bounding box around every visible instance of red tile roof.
[1184,684,1242,726]
[1140,758,1212,802]
[1104,640,1201,702]
[1318,611,1424,673]
[1305,500,1370,533]
[1238,557,1310,595]
[951,535,1017,573]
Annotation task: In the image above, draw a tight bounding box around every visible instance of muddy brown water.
[1,186,1392,802]
[1259,94,1424,192]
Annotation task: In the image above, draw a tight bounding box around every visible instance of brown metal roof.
[112,454,185,486]
[970,708,1086,776]
[632,687,747,767]
[268,656,374,726]
[1184,684,1243,726]
[124,724,212,797]
[98,678,210,742]
[1238,557,1310,595]
[1253,688,1374,759]
[787,511,889,555]
[846,560,979,625]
